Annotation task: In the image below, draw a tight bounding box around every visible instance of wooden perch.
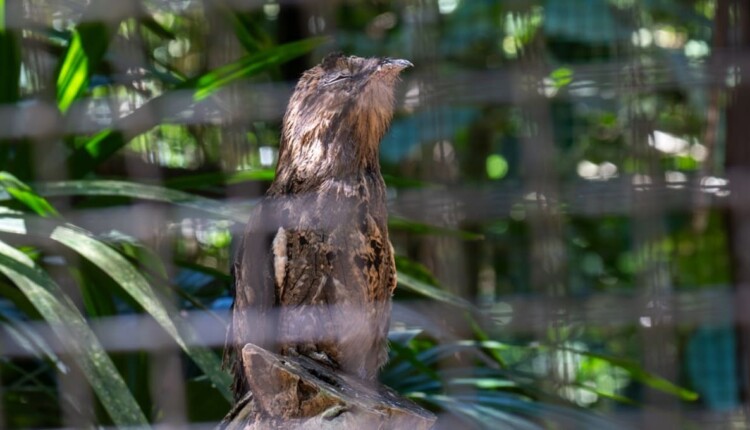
[220,343,436,430]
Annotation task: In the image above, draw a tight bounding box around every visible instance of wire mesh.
[0,0,748,429]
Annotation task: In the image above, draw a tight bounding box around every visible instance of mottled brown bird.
[228,53,412,400]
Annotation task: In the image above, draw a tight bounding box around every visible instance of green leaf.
[415,393,544,430]
[56,23,110,113]
[448,377,517,390]
[394,255,441,287]
[0,172,59,217]
[549,67,573,88]
[553,346,699,401]
[214,0,267,53]
[56,30,88,112]
[389,341,441,382]
[164,169,276,189]
[30,180,246,222]
[0,240,149,426]
[49,226,233,401]
[2,317,67,372]
[397,272,474,309]
[193,37,327,101]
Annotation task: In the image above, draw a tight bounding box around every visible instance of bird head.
[276,53,412,187]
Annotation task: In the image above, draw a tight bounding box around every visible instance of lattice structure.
[0,1,748,429]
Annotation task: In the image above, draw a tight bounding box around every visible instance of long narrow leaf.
[193,37,326,101]
[56,30,87,112]
[397,272,474,309]
[550,345,699,401]
[30,180,246,222]
[0,240,148,426]
[49,226,233,401]
[56,23,110,113]
[0,172,59,217]
[164,169,276,189]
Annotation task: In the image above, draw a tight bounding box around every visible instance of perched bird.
[228,53,412,400]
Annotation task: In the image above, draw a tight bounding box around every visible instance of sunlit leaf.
[0,240,148,426]
[550,67,573,88]
[553,346,699,401]
[0,172,59,217]
[56,30,87,112]
[56,23,109,113]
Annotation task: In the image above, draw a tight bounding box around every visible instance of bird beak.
[385,58,413,70]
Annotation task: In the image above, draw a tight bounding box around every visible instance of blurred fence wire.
[1,0,750,429]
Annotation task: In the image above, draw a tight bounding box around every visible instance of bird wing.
[227,199,277,400]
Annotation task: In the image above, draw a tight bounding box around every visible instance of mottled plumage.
[228,53,411,400]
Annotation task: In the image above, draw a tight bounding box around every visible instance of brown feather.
[228,53,410,401]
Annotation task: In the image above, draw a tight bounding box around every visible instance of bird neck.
[271,110,389,193]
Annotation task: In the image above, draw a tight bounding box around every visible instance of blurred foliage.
[0,0,734,428]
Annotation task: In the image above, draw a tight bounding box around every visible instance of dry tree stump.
[220,344,436,429]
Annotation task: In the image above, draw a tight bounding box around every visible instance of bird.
[228,52,412,401]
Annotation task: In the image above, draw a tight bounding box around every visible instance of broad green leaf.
[0,172,59,217]
[49,226,233,401]
[67,37,326,176]
[0,240,148,426]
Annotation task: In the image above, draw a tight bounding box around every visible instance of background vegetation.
[0,0,743,428]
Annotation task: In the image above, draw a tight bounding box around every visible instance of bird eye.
[324,74,350,85]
